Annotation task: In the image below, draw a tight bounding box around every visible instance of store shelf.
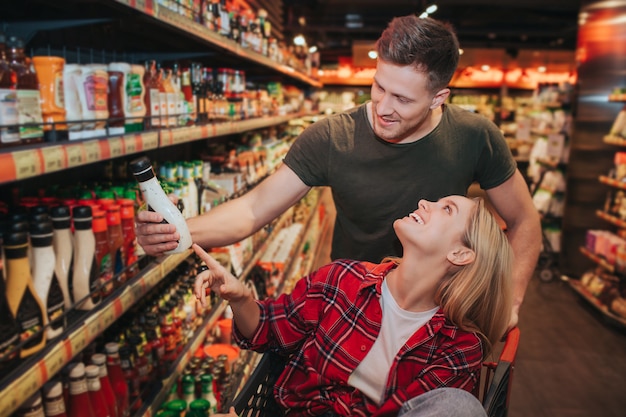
[598,175,626,190]
[596,209,626,229]
[566,278,626,329]
[0,250,192,417]
[579,246,614,273]
[603,135,626,147]
[0,114,307,185]
[111,0,321,88]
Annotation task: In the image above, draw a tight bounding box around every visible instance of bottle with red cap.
[104,342,129,417]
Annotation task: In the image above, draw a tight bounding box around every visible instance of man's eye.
[444,205,451,213]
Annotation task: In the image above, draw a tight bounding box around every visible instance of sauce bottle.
[43,380,68,417]
[127,64,146,133]
[63,64,83,139]
[51,205,73,310]
[72,205,101,310]
[105,204,125,286]
[67,362,97,417]
[157,66,168,127]
[0,32,19,147]
[91,353,119,417]
[104,342,130,417]
[129,156,192,254]
[0,236,21,372]
[86,364,112,417]
[107,62,126,136]
[142,60,160,130]
[32,56,68,142]
[6,36,44,144]
[15,391,45,417]
[30,218,65,339]
[93,209,113,297]
[119,199,139,279]
[4,230,47,358]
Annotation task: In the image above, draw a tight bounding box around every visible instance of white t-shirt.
[347,279,439,404]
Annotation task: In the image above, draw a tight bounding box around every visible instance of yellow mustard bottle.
[4,230,48,358]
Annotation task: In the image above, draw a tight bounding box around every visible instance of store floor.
[311,191,626,417]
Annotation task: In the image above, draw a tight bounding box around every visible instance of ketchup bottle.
[91,353,119,417]
[67,362,96,417]
[85,364,112,417]
[104,342,130,417]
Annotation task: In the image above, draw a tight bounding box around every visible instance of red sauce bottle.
[91,353,119,417]
[85,364,112,417]
[104,342,130,417]
[67,362,96,417]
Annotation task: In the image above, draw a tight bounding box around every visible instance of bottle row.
[0,30,304,149]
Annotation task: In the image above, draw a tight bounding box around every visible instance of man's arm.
[136,164,311,255]
[485,169,542,329]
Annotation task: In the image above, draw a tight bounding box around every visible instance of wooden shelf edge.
[566,278,626,329]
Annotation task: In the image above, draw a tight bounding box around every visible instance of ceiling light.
[538,66,547,73]
[309,45,318,53]
[481,65,490,72]
[368,50,378,59]
[426,4,438,14]
[419,12,429,19]
[294,35,306,46]
[459,48,464,55]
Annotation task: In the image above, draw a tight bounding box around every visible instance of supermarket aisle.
[510,276,626,417]
[310,192,626,417]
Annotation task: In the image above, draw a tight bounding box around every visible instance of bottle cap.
[72,205,93,220]
[91,353,106,365]
[129,156,154,179]
[43,380,63,398]
[4,231,28,246]
[105,342,119,354]
[85,364,100,378]
[68,362,86,379]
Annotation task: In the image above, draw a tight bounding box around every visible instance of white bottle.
[72,205,101,310]
[130,156,192,254]
[63,63,84,139]
[51,205,73,310]
[183,162,199,217]
[30,218,65,339]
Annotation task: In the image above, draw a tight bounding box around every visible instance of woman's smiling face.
[394,196,476,257]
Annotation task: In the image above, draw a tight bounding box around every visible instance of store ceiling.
[281,0,582,67]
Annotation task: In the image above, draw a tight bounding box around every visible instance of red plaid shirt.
[234,259,483,416]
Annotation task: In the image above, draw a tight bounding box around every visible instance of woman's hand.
[193,243,249,307]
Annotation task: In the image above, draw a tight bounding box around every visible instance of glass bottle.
[200,373,218,414]
[43,380,68,417]
[119,198,139,279]
[15,391,45,417]
[104,342,130,417]
[91,353,119,417]
[119,345,141,411]
[0,32,19,147]
[105,204,125,285]
[129,156,192,254]
[92,209,113,297]
[50,205,73,310]
[4,230,47,358]
[72,205,100,310]
[67,362,96,417]
[6,35,44,144]
[85,364,111,417]
[142,60,161,130]
[0,235,21,372]
[30,218,65,339]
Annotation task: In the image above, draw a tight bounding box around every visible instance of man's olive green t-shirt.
[283,103,516,263]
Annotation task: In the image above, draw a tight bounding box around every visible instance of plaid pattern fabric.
[234,260,483,417]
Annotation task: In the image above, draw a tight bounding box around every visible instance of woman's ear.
[447,247,476,266]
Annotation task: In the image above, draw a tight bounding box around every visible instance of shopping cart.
[231,327,521,417]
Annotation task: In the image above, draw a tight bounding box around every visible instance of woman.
[193,195,512,416]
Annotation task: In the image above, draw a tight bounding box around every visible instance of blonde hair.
[384,198,513,357]
[436,198,513,357]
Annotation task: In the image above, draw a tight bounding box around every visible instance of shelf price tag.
[109,136,125,158]
[84,140,102,163]
[142,266,162,289]
[159,130,173,147]
[65,143,85,168]
[13,149,42,180]
[70,327,87,355]
[45,343,67,377]
[41,145,66,173]
[101,303,116,329]
[142,131,159,150]
[84,313,103,345]
[124,135,139,154]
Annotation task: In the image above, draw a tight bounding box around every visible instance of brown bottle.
[105,204,125,287]
[142,60,160,130]
[6,36,44,144]
[0,32,19,147]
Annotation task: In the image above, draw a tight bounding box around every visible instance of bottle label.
[149,88,161,126]
[16,89,44,139]
[43,397,66,416]
[54,72,65,109]
[126,73,144,114]
[83,74,108,111]
[69,379,88,395]
[89,256,102,304]
[16,290,45,349]
[0,331,19,363]
[0,88,20,144]
[47,274,66,331]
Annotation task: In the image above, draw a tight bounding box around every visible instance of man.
[136,15,541,329]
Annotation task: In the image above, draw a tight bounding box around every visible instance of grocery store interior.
[0,0,625,417]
